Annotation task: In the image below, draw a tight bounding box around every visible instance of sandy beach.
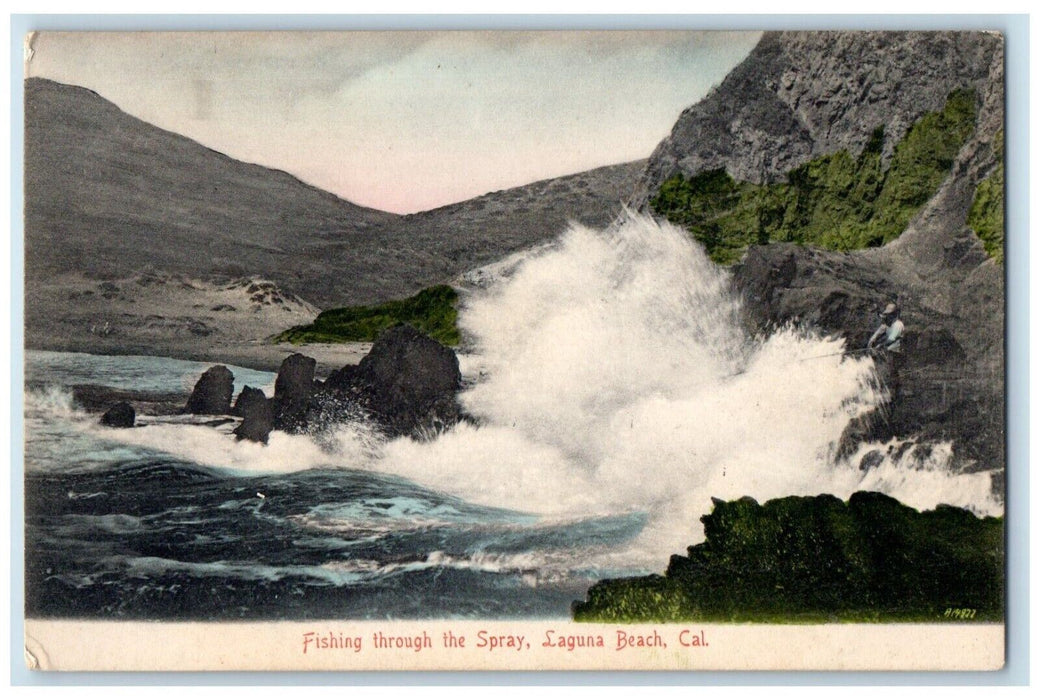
[25,271,371,376]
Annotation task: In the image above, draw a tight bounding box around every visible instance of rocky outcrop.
[632,31,1003,206]
[637,31,1004,473]
[183,365,234,415]
[271,353,317,433]
[99,401,135,428]
[232,385,263,417]
[303,325,463,438]
[171,327,460,442]
[730,233,1001,473]
[573,492,1003,622]
[232,386,274,444]
[348,324,462,434]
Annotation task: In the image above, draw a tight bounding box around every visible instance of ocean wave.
[26,213,1002,570]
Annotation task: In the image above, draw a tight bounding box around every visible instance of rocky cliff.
[636,31,1005,474]
[632,31,1003,204]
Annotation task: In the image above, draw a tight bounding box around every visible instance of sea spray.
[101,421,380,475]
[840,439,1002,517]
[373,213,1000,563]
[30,214,1002,567]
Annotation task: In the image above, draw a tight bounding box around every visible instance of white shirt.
[870,318,904,351]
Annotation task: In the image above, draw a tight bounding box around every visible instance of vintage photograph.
[21,28,1005,671]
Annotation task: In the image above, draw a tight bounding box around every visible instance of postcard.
[20,28,1006,672]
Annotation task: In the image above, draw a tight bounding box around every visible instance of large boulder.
[272,353,317,433]
[310,325,462,438]
[351,324,462,436]
[184,365,234,415]
[232,386,274,444]
[99,401,135,428]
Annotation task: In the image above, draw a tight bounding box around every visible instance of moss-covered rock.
[572,492,1003,623]
[275,284,460,346]
[650,90,978,264]
[967,130,1005,263]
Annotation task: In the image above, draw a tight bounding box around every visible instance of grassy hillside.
[650,89,978,264]
[275,285,460,346]
[572,492,1003,623]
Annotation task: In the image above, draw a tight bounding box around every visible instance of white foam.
[96,419,381,475]
[373,213,1000,562]
[30,213,1001,565]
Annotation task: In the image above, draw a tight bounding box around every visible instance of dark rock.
[184,365,234,415]
[837,413,892,463]
[323,364,358,393]
[858,449,885,472]
[274,353,316,401]
[61,383,186,416]
[272,353,317,433]
[351,324,462,436]
[906,328,967,366]
[295,325,462,439]
[232,386,267,417]
[232,386,274,444]
[99,401,135,428]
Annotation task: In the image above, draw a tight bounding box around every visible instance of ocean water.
[23,214,1002,621]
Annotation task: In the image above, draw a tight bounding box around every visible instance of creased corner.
[24,633,49,671]
[24,31,37,75]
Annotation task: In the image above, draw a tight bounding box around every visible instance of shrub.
[650,90,979,263]
[967,130,1005,263]
[572,492,1004,623]
[275,284,461,346]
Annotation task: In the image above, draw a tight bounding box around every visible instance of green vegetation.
[275,284,461,346]
[572,491,1004,623]
[651,89,978,264]
[967,130,1005,263]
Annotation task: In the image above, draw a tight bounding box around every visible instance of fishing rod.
[723,346,875,379]
[796,347,874,362]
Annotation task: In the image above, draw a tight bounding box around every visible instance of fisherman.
[867,303,904,353]
[866,302,905,413]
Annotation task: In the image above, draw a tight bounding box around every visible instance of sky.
[26,31,761,214]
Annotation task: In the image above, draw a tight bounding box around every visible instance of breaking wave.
[370,213,1001,562]
[30,214,1002,566]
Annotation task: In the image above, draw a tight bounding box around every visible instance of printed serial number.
[942,608,977,619]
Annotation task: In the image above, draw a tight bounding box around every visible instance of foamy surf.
[27,214,1001,569]
[369,213,1001,562]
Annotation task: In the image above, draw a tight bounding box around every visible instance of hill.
[24,77,398,291]
[24,77,644,364]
